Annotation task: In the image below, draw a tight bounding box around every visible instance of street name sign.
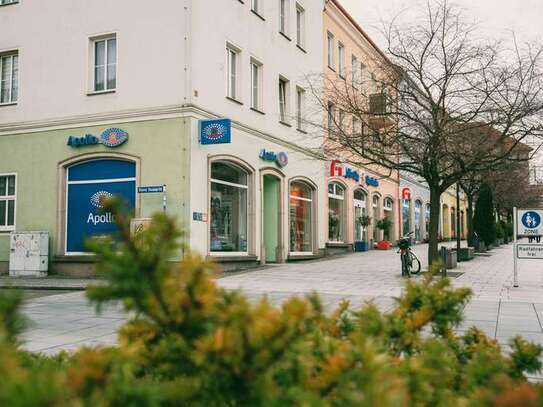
[138,186,165,194]
[517,209,543,237]
[516,244,543,259]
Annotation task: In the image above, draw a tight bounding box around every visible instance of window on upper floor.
[279,76,290,123]
[226,44,241,102]
[0,0,19,5]
[0,51,18,105]
[338,42,345,78]
[279,0,290,37]
[327,102,335,134]
[296,3,305,49]
[92,35,116,92]
[351,55,359,86]
[296,86,305,131]
[327,32,334,69]
[250,59,263,111]
[338,109,345,131]
[251,0,263,17]
[0,174,16,231]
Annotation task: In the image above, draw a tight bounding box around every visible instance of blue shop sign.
[366,175,379,187]
[67,128,128,148]
[66,159,136,253]
[259,149,289,168]
[138,185,165,194]
[200,118,232,145]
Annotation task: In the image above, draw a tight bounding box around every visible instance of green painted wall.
[263,175,280,262]
[0,118,190,264]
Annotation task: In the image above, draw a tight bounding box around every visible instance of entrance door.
[263,175,280,263]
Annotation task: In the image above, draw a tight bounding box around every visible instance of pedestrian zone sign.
[517,209,543,237]
[517,244,543,259]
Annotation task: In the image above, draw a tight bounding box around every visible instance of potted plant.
[328,210,340,241]
[376,217,393,250]
[354,215,371,252]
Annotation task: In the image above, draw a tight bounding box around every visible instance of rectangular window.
[250,59,262,110]
[327,102,335,134]
[296,86,305,130]
[0,174,16,231]
[327,32,334,69]
[0,52,18,104]
[279,77,289,123]
[226,45,240,100]
[338,42,345,78]
[338,109,345,131]
[279,0,289,36]
[0,0,19,5]
[296,3,305,48]
[353,117,360,135]
[251,0,261,14]
[351,55,358,86]
[93,36,116,92]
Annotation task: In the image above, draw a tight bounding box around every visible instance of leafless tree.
[308,0,543,264]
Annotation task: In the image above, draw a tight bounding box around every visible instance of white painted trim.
[0,172,17,231]
[210,178,248,189]
[67,177,136,185]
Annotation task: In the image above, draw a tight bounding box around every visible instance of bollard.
[440,246,448,278]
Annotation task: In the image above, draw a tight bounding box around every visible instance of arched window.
[328,182,345,242]
[66,158,136,254]
[372,195,380,241]
[210,161,249,253]
[353,189,367,241]
[289,181,314,253]
[383,197,394,241]
[402,198,411,236]
[414,200,422,241]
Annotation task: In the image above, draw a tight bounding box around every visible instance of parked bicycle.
[397,232,421,277]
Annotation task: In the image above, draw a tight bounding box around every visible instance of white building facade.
[0,0,327,274]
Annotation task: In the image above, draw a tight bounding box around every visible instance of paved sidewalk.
[0,276,104,290]
[18,242,543,362]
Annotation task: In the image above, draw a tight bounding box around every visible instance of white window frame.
[384,197,393,211]
[0,173,17,232]
[251,0,262,15]
[91,35,117,93]
[226,43,241,101]
[295,3,305,49]
[327,32,335,69]
[289,181,314,256]
[338,42,345,78]
[0,52,18,105]
[250,59,263,111]
[279,76,290,123]
[279,0,290,36]
[296,86,305,131]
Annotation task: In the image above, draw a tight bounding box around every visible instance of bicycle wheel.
[409,252,421,274]
[401,253,411,277]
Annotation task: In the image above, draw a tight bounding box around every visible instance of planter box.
[354,241,369,252]
[475,241,487,253]
[459,247,475,261]
[376,240,391,250]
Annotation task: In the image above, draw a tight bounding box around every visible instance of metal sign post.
[513,207,543,288]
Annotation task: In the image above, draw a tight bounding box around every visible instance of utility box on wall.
[9,232,49,277]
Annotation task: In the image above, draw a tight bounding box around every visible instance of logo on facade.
[260,149,289,168]
[90,191,114,208]
[330,160,364,184]
[402,187,411,200]
[366,175,379,188]
[67,128,129,148]
[199,118,232,145]
[100,128,129,147]
[522,211,541,229]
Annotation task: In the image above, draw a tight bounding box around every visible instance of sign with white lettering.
[517,244,543,259]
[517,209,543,237]
[138,186,165,194]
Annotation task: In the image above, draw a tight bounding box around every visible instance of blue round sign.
[522,211,541,229]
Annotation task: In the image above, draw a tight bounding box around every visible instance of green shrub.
[474,184,497,245]
[0,200,541,406]
[495,222,505,239]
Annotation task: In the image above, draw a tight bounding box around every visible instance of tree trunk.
[467,194,475,247]
[428,187,441,265]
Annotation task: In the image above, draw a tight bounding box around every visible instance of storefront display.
[328,182,345,242]
[289,181,313,253]
[353,189,367,241]
[209,161,248,253]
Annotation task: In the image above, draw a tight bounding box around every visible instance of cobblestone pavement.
[20,241,543,373]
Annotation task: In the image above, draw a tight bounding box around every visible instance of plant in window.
[376,217,393,244]
[328,209,340,239]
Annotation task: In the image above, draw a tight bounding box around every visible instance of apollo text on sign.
[517,209,543,237]
[517,244,543,259]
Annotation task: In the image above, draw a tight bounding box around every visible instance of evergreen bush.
[0,200,541,405]
[473,184,497,245]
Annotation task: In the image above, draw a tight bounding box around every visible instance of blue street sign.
[138,186,165,193]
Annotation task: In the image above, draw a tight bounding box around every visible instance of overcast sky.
[340,0,543,48]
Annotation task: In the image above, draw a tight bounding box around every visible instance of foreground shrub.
[0,202,541,406]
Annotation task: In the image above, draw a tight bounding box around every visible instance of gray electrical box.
[9,231,49,277]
